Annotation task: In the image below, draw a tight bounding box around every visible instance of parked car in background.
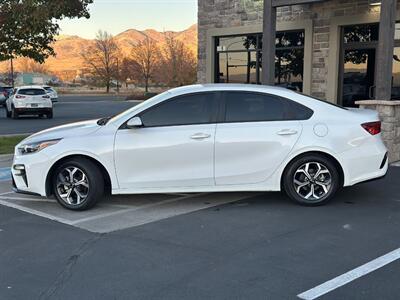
[6,85,53,119]
[43,86,58,102]
[11,84,388,211]
[0,86,13,107]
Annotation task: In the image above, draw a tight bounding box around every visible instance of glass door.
[341,48,376,107]
[338,23,379,107]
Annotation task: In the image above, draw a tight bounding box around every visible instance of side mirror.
[126,116,143,129]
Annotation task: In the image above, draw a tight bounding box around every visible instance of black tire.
[47,110,53,119]
[282,154,340,206]
[52,157,104,211]
[11,107,18,119]
[39,114,45,118]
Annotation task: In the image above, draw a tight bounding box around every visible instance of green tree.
[0,0,93,63]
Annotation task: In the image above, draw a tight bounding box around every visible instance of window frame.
[214,30,306,88]
[218,91,313,124]
[121,92,220,129]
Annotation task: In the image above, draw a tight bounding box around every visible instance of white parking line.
[0,199,74,225]
[297,247,400,300]
[0,196,55,203]
[0,191,14,196]
[69,194,202,225]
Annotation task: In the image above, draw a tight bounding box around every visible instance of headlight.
[18,139,61,155]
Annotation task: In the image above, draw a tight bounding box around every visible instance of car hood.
[21,119,102,144]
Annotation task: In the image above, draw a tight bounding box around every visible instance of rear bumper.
[15,107,52,115]
[340,140,389,186]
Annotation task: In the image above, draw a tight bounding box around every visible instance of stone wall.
[356,100,400,163]
[197,0,381,99]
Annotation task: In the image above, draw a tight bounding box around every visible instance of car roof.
[17,85,46,90]
[167,84,290,95]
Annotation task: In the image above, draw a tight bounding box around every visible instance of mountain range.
[0,24,198,81]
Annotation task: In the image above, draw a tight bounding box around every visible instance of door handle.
[277,129,298,136]
[190,133,211,140]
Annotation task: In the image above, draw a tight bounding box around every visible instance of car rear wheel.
[52,158,104,211]
[282,154,340,206]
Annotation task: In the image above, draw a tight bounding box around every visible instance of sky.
[58,0,197,39]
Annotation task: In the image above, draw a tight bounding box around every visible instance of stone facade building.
[198,0,400,162]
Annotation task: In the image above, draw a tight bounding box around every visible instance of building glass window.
[392,23,400,99]
[215,30,305,91]
[343,23,379,43]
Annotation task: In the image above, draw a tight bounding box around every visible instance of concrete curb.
[0,133,31,137]
[60,94,128,97]
[0,154,13,162]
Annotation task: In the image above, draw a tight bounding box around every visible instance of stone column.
[356,100,400,163]
[375,0,397,100]
[262,0,277,85]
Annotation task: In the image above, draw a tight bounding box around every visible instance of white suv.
[6,86,53,119]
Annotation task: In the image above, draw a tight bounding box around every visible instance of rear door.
[215,91,309,186]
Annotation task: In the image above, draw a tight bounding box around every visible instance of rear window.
[44,87,52,91]
[222,91,313,123]
[18,89,46,96]
[296,92,348,110]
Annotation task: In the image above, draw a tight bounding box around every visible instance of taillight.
[15,95,25,99]
[361,121,381,135]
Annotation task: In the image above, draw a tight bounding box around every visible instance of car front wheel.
[52,158,104,211]
[282,154,340,206]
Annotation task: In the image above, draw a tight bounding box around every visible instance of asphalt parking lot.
[0,95,137,135]
[1,148,400,299]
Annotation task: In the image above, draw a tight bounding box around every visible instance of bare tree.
[158,33,197,87]
[17,57,50,74]
[81,30,119,93]
[119,57,136,88]
[130,36,159,93]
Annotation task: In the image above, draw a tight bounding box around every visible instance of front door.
[114,92,217,189]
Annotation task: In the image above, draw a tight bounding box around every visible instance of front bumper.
[11,152,52,197]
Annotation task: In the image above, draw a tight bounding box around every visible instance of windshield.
[108,91,170,124]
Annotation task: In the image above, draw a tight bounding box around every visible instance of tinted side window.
[140,93,216,127]
[223,92,313,122]
[224,92,287,122]
[19,89,46,96]
[286,99,314,120]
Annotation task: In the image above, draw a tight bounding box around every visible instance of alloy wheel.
[56,167,90,205]
[293,162,332,202]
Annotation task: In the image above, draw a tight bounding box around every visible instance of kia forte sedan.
[11,84,388,210]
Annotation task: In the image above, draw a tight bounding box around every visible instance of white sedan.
[11,84,388,210]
